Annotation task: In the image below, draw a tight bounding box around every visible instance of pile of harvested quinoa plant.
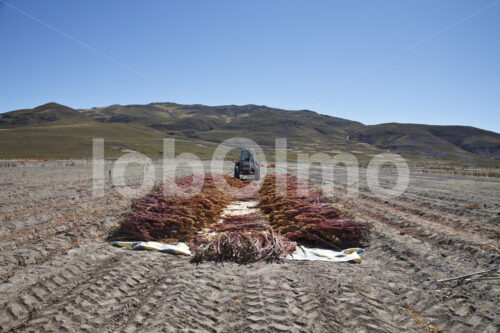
[191,229,296,263]
[192,201,297,263]
[220,175,260,201]
[259,174,370,247]
[212,212,268,232]
[113,174,232,242]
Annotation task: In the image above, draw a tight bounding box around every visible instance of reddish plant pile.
[259,174,370,247]
[114,175,231,242]
[223,177,260,201]
[194,207,296,263]
[212,212,268,232]
[111,174,261,242]
[191,229,296,263]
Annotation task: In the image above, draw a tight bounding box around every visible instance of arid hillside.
[1,102,499,166]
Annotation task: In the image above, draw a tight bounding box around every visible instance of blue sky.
[1,0,499,132]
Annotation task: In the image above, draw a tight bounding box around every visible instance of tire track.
[0,214,123,282]
[0,242,124,332]
[12,250,172,332]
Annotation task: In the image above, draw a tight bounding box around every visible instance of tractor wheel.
[234,165,240,179]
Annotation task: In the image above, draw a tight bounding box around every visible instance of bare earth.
[0,161,498,332]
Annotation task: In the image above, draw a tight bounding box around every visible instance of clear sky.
[1,0,499,132]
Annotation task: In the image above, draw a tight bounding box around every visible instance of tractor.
[234,149,260,181]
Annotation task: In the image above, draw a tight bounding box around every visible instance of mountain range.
[0,102,499,164]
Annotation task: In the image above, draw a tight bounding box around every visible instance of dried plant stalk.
[191,229,296,263]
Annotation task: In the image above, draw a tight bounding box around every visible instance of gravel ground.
[0,160,498,332]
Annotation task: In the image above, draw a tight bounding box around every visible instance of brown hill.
[0,102,498,163]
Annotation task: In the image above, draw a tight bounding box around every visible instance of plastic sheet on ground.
[287,246,365,263]
[112,241,192,256]
[111,241,365,263]
[219,201,259,219]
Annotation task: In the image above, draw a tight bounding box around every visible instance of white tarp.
[287,246,364,263]
[112,241,192,256]
[219,201,259,218]
[112,241,365,263]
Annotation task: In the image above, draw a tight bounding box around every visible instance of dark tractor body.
[234,149,260,180]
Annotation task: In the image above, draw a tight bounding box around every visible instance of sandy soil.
[0,161,498,332]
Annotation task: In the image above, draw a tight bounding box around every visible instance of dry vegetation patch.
[259,174,371,248]
[111,175,231,242]
[110,173,370,262]
[191,229,296,263]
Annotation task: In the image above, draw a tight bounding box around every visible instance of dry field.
[0,161,498,332]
